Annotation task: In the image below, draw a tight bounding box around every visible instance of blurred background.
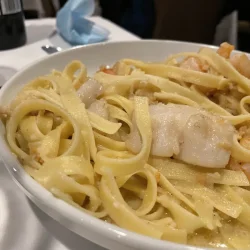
[18,0,250,52]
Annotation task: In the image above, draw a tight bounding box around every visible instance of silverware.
[41,45,62,55]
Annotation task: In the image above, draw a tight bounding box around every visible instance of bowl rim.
[0,39,219,96]
[0,39,220,250]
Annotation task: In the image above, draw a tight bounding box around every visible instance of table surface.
[0,17,139,71]
[0,17,139,250]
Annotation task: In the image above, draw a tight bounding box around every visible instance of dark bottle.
[0,0,26,50]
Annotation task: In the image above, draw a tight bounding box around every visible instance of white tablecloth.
[0,17,139,250]
[0,17,139,73]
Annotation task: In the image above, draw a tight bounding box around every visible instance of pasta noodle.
[3,43,250,249]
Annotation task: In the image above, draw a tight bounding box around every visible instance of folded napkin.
[56,0,110,45]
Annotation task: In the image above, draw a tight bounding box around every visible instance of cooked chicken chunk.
[149,104,195,157]
[177,109,233,168]
[217,42,234,59]
[230,53,250,79]
[88,99,109,119]
[126,103,234,168]
[180,57,208,72]
[77,78,103,107]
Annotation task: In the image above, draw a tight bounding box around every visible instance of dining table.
[0,17,139,250]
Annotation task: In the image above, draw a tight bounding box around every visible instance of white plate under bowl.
[0,40,213,250]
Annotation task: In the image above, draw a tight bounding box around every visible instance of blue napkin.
[56,0,110,45]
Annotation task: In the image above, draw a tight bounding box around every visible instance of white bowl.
[0,40,212,250]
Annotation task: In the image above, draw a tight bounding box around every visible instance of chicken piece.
[126,103,234,168]
[217,42,234,59]
[77,78,103,107]
[177,109,233,168]
[88,99,109,119]
[180,57,208,72]
[230,53,250,79]
[149,104,196,157]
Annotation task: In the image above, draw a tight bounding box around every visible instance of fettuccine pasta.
[3,42,250,248]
